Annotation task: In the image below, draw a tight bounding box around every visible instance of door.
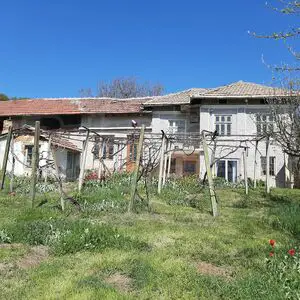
[66,152,80,180]
[216,160,237,182]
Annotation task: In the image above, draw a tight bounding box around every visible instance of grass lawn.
[0,177,300,299]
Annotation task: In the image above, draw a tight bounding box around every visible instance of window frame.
[25,145,34,166]
[215,114,232,136]
[168,119,186,134]
[256,114,274,135]
[261,156,276,176]
[215,159,238,182]
[102,137,115,160]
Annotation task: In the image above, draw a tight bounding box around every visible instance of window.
[183,161,196,174]
[168,120,186,134]
[170,158,176,173]
[92,137,100,160]
[215,115,232,136]
[256,114,274,135]
[128,143,138,162]
[216,160,237,182]
[102,137,114,160]
[261,156,276,176]
[25,145,33,165]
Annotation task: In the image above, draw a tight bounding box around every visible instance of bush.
[3,219,148,255]
[13,176,56,194]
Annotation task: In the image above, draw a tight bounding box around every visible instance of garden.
[0,174,300,299]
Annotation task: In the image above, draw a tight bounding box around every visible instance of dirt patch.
[0,243,24,249]
[0,262,14,272]
[17,245,49,269]
[196,261,233,279]
[153,235,175,248]
[105,273,132,292]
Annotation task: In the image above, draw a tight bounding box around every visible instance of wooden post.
[9,138,15,193]
[0,126,13,190]
[266,136,270,194]
[243,147,248,195]
[78,130,90,192]
[253,140,258,189]
[202,132,218,217]
[128,125,145,212]
[30,121,40,208]
[44,134,52,183]
[50,145,65,211]
[162,140,168,186]
[210,139,217,177]
[97,137,104,180]
[157,132,166,194]
[167,144,172,178]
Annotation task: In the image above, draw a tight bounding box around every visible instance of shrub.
[3,219,148,255]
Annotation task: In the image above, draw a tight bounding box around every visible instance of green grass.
[0,177,300,299]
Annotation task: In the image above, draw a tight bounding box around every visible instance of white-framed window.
[103,137,114,160]
[261,156,276,176]
[215,115,232,136]
[216,159,238,182]
[25,145,33,165]
[168,120,186,134]
[256,114,274,135]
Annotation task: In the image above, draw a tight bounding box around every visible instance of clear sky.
[0,0,298,98]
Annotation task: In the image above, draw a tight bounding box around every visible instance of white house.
[144,81,290,187]
[0,81,292,187]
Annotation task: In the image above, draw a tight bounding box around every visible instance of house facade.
[0,81,292,187]
[144,81,290,187]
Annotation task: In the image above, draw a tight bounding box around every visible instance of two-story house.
[144,81,289,187]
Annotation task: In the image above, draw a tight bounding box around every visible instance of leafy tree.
[0,93,9,101]
[79,77,164,98]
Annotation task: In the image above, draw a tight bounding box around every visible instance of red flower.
[288,249,296,256]
[269,239,276,247]
[269,252,274,257]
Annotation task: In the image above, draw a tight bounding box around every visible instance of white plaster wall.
[198,105,286,187]
[82,114,151,128]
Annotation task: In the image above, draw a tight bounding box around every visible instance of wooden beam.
[128,124,145,212]
[0,126,13,190]
[162,140,169,186]
[9,138,15,193]
[157,132,166,194]
[243,147,248,195]
[97,138,104,180]
[253,140,258,189]
[266,136,270,194]
[167,144,172,179]
[30,121,40,208]
[51,145,65,211]
[202,132,218,217]
[78,130,90,192]
[44,134,52,183]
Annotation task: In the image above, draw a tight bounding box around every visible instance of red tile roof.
[0,98,148,117]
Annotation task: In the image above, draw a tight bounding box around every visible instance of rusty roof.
[0,98,148,117]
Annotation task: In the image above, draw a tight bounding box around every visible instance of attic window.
[218,99,227,104]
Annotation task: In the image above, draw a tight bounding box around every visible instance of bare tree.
[79,77,164,98]
[252,1,300,186]
[251,1,299,72]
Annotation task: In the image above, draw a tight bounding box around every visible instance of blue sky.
[0,0,298,98]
